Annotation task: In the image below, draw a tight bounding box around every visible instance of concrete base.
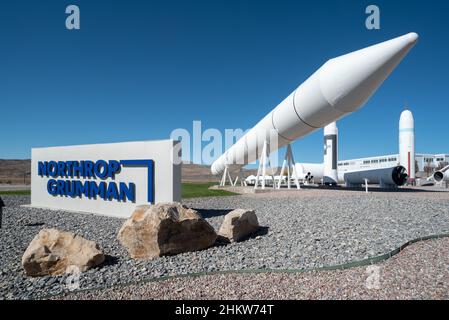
[20,204,130,219]
[209,185,300,194]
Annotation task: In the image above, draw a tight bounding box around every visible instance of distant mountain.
[0,159,257,184]
[0,159,31,184]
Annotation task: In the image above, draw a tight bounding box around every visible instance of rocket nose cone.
[318,32,419,113]
[400,109,414,119]
[324,122,338,135]
[406,32,419,45]
[399,109,414,128]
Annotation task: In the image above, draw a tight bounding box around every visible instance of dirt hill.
[0,159,31,184]
[0,159,257,184]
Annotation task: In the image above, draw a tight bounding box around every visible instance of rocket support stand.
[254,140,275,190]
[220,165,235,187]
[277,144,300,189]
[234,168,246,187]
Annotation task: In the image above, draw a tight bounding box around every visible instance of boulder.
[118,203,217,259]
[22,228,105,277]
[218,209,259,242]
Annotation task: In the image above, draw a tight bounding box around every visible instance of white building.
[338,153,449,175]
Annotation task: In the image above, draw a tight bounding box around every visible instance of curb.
[42,232,449,300]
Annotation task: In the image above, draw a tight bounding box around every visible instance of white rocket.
[399,109,415,180]
[323,122,338,185]
[294,163,324,183]
[211,33,419,176]
[297,122,339,184]
[344,166,408,188]
[294,107,415,188]
[433,165,449,182]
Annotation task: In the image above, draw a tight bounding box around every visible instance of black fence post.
[0,196,4,228]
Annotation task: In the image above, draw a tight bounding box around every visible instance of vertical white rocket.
[399,109,415,180]
[323,122,338,185]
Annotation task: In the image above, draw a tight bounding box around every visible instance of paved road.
[0,184,30,192]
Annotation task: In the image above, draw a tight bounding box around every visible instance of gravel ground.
[55,237,449,300]
[1,188,449,299]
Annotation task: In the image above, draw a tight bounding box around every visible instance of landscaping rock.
[218,209,259,242]
[22,228,105,277]
[118,203,217,259]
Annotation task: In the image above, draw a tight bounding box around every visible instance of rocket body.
[211,33,419,176]
[433,165,449,182]
[294,163,324,182]
[323,122,338,184]
[344,166,408,188]
[434,171,449,182]
[399,110,415,180]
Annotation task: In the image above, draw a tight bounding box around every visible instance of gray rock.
[21,228,104,277]
[218,209,259,242]
[117,203,217,259]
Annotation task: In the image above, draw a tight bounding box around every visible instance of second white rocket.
[323,122,338,185]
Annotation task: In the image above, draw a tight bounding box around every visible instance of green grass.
[182,182,238,199]
[0,183,237,199]
[0,190,31,195]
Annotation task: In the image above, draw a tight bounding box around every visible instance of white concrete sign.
[31,140,181,218]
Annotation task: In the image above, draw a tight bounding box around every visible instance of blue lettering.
[57,161,67,178]
[56,180,65,195]
[94,160,108,179]
[73,161,83,177]
[98,182,107,199]
[89,181,106,199]
[66,161,75,177]
[119,182,135,202]
[84,161,94,178]
[38,161,48,176]
[106,182,119,200]
[47,179,57,195]
[65,180,75,196]
[48,161,58,178]
[89,181,99,198]
[108,160,121,178]
[41,160,146,203]
[74,180,89,197]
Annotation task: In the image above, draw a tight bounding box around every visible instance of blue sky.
[1,0,448,164]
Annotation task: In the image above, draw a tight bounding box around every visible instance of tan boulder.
[22,228,105,277]
[118,203,217,259]
[218,209,259,242]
